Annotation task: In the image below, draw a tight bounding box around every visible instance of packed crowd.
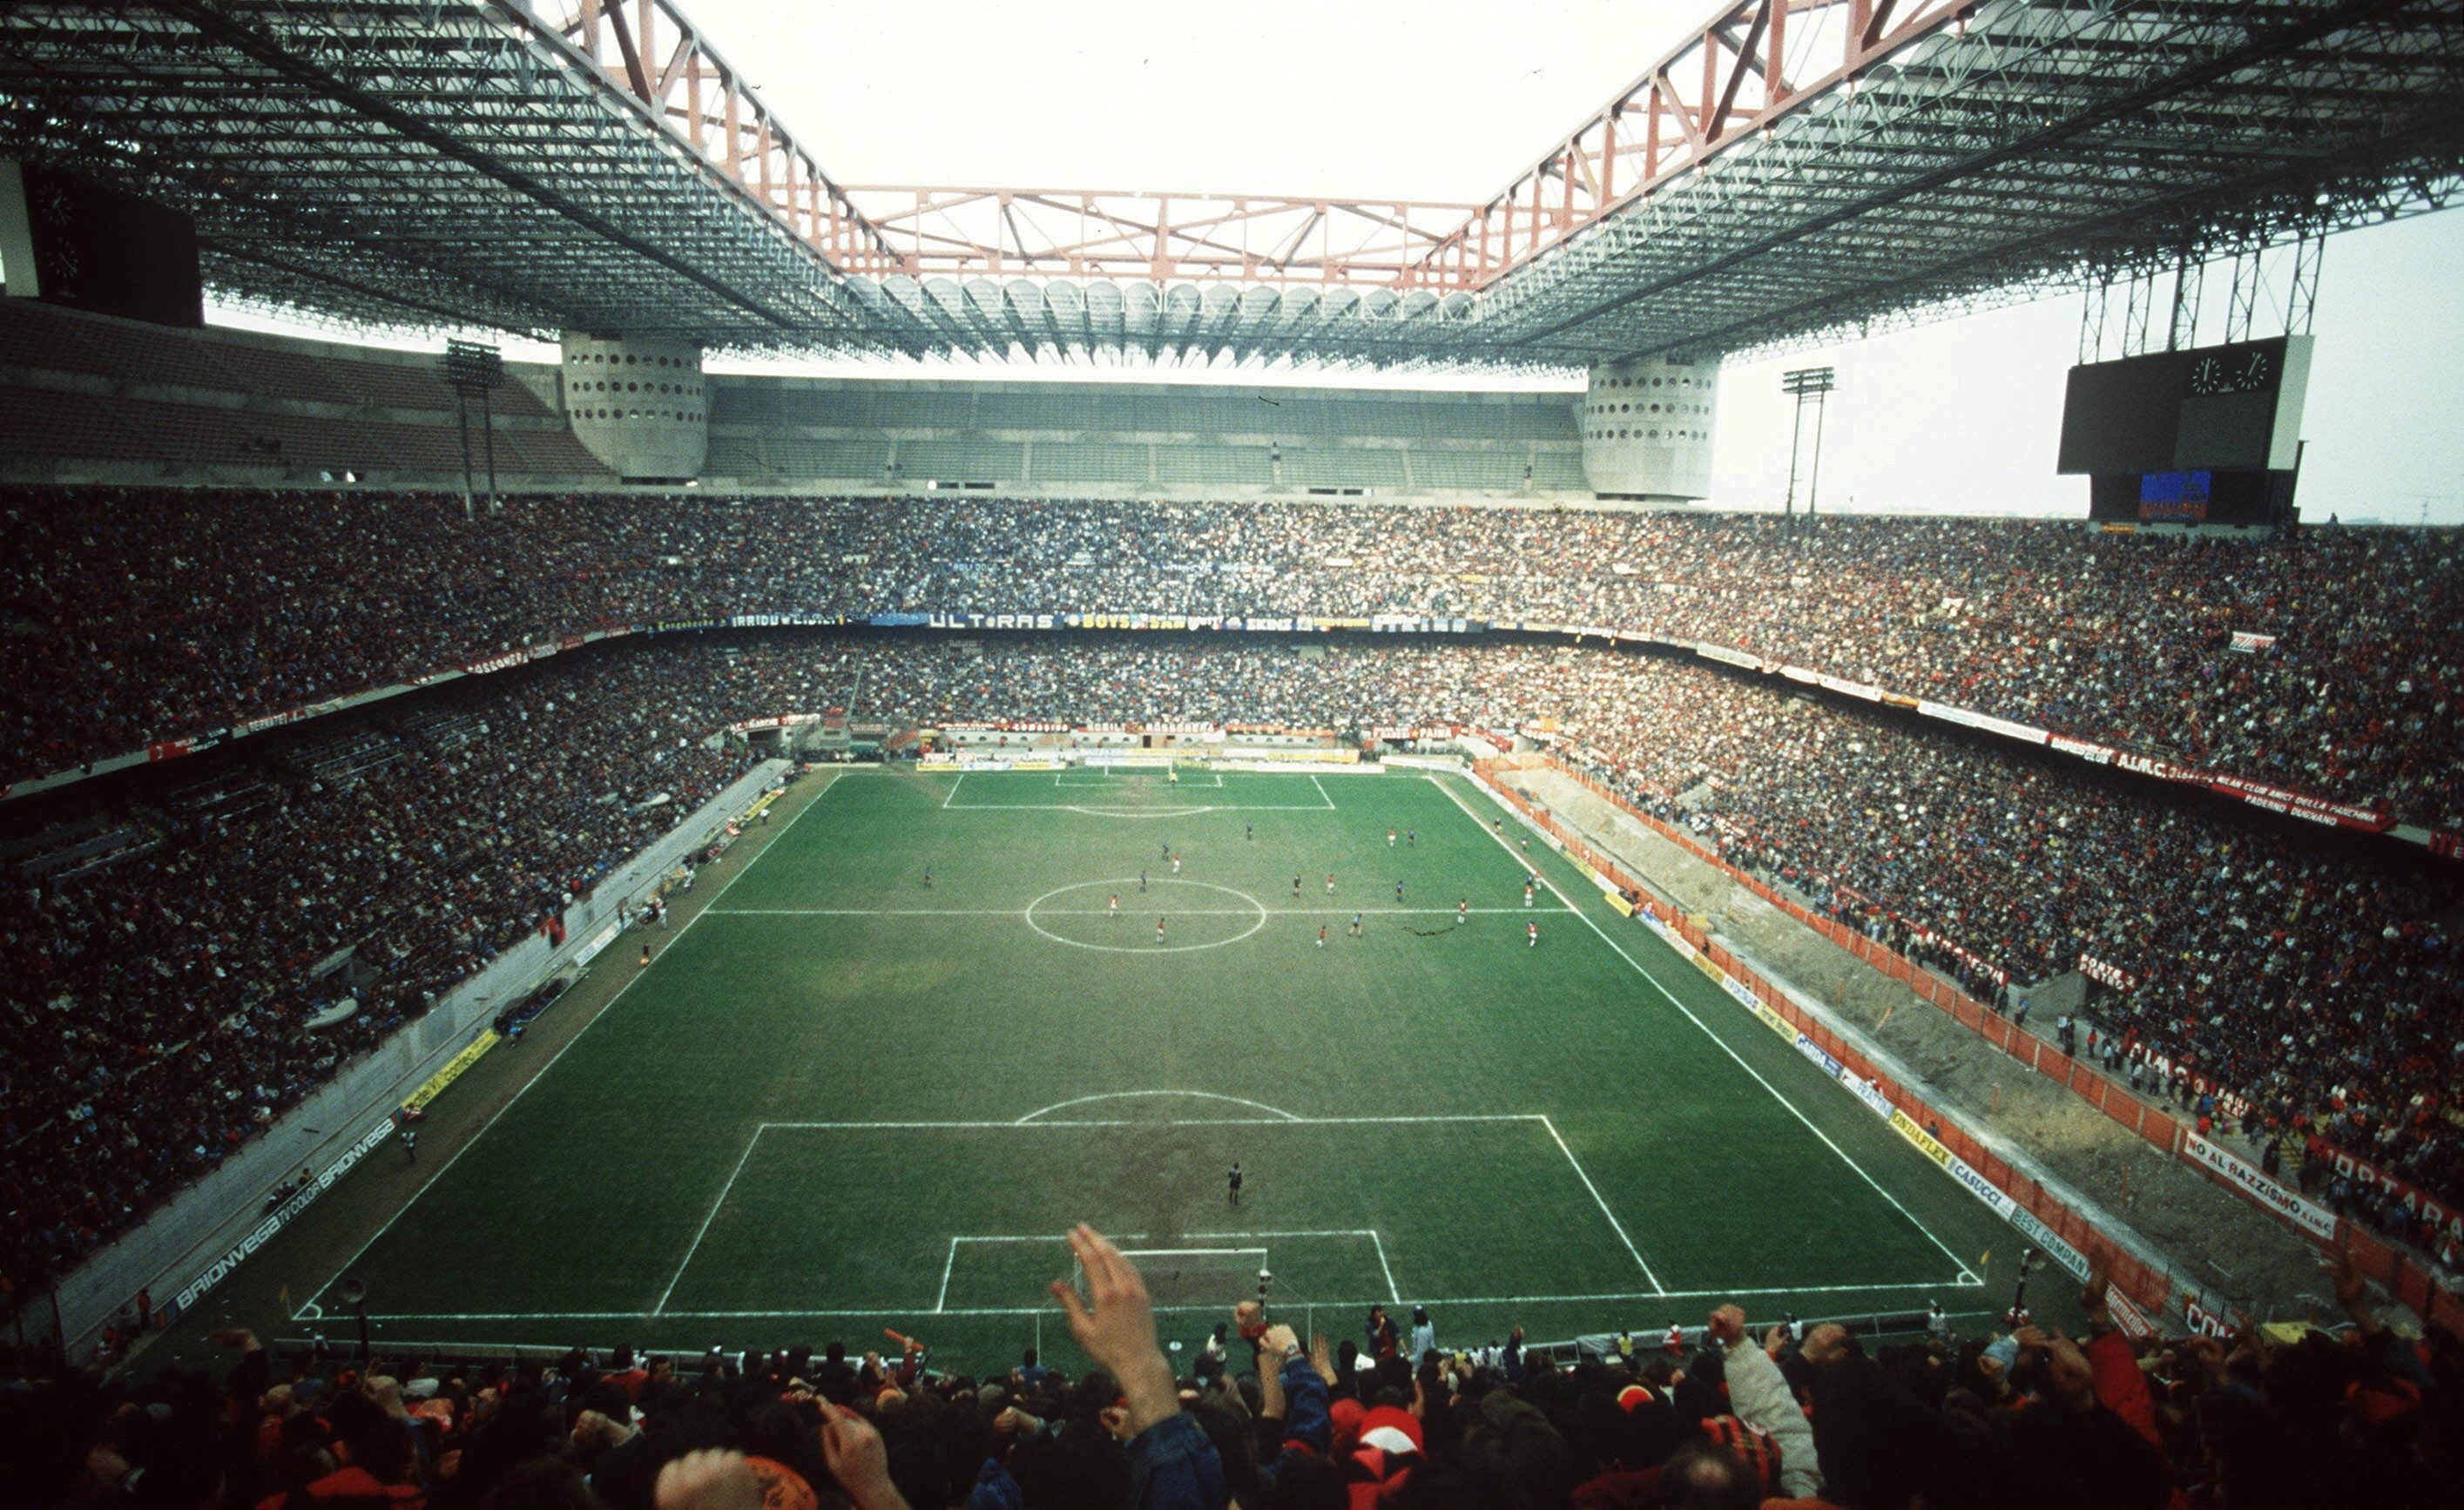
[3,489,2456,826]
[7,631,2460,1293]
[2,653,763,1286]
[10,1229,2460,1508]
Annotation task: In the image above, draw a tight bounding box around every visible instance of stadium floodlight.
[1780,366,1837,536]
[442,340,504,515]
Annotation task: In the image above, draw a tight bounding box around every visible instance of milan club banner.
[2229,630,2278,653]
[2078,954,2138,993]
[2046,733,2393,833]
[2304,1137,2463,1244]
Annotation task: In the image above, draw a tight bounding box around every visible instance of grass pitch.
[298,766,2033,1365]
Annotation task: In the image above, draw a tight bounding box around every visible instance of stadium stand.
[3,489,2454,829]
[5,1230,2454,1510]
[6,636,2460,1291]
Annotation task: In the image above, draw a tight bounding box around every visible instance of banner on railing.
[2078,954,2138,993]
[2304,1136,2463,1244]
[2185,1134,2339,1240]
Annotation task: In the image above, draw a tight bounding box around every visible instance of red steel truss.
[550,0,902,277]
[1409,0,1972,290]
[833,188,1482,287]
[552,0,1967,293]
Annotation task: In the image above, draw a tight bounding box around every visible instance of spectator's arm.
[1715,1312,1820,1500]
[1047,1224,1185,1438]
[817,1403,912,1510]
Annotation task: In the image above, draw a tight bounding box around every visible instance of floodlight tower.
[443,339,504,516]
[1780,366,1836,537]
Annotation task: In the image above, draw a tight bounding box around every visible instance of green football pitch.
[296,765,2035,1365]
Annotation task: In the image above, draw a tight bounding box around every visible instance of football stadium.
[3,2,2463,1506]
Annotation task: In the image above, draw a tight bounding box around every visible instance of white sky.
[219,0,2464,522]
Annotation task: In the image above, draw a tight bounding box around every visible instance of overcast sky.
[229,0,2464,521]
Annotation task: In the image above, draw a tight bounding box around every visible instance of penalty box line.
[667,1114,1655,1317]
[1430,774,1980,1284]
[935,1229,1400,1312]
[942,770,1339,814]
[704,906,1577,917]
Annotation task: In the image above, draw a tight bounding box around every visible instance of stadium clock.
[2187,346,2272,396]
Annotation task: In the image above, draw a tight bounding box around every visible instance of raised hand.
[817,1400,911,1510]
[1050,1223,1180,1434]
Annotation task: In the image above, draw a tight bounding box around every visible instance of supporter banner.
[2185,1133,2339,1240]
[1905,924,2010,988]
[1007,760,1064,772]
[1607,893,1635,917]
[869,611,932,627]
[2304,1136,2463,1244]
[1914,699,2050,746]
[2229,631,2278,653]
[2434,829,2462,860]
[1816,672,1884,702]
[2049,735,2393,833]
[1693,643,1765,671]
[726,713,821,733]
[926,611,1058,631]
[2077,954,2138,993]
[402,1030,501,1111]
[162,1115,395,1325]
[726,612,859,629]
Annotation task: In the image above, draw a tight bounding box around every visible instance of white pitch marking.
[1539,1115,1666,1294]
[1373,1230,1401,1303]
[1435,774,1979,1281]
[351,1277,1988,1325]
[1016,1089,1305,1123]
[298,772,847,1320]
[935,1237,958,1315]
[705,906,1574,917]
[756,1114,1548,1130]
[656,1127,766,1315]
[1023,879,1269,954]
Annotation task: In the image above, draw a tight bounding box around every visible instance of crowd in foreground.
[6,634,2460,1291]
[3,489,2456,827]
[8,1229,2460,1508]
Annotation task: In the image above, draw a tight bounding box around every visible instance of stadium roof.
[2,0,2460,369]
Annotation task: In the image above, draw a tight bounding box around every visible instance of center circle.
[1023,879,1270,954]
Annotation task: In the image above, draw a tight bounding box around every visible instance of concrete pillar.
[1577,358,1718,501]
[559,333,707,480]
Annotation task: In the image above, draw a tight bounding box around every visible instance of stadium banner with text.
[161,1115,395,1326]
[2184,1133,2339,1239]
[1914,699,2050,745]
[402,1030,501,1111]
[2009,1204,2091,1282]
[2304,1137,2463,1244]
[2077,954,2138,993]
[2105,1284,2159,1340]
